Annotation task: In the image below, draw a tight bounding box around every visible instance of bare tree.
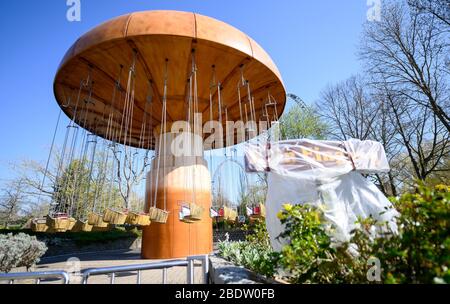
[11,159,57,200]
[21,201,49,220]
[319,76,379,141]
[318,76,401,195]
[408,0,450,27]
[360,1,450,133]
[367,90,404,196]
[0,179,27,227]
[315,1,449,193]
[113,145,150,210]
[318,73,449,192]
[380,81,449,181]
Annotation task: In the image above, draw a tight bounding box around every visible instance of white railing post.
[137,270,141,284]
[163,268,168,284]
[187,255,209,284]
[0,271,70,285]
[187,258,194,284]
[201,255,209,284]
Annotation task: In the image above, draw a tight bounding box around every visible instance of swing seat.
[148,207,169,224]
[214,208,226,222]
[210,207,219,218]
[126,212,151,226]
[179,210,196,224]
[92,224,112,232]
[87,212,101,226]
[67,218,77,231]
[224,207,238,223]
[71,220,93,232]
[46,215,70,233]
[228,213,237,223]
[31,219,49,233]
[103,208,127,225]
[181,218,196,224]
[94,218,109,228]
[251,204,266,219]
[184,203,204,221]
[87,212,109,228]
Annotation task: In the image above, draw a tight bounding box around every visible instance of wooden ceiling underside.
[54,11,286,149]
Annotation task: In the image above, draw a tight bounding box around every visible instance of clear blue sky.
[0,0,369,182]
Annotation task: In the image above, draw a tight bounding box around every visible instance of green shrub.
[15,234,48,271]
[275,204,373,283]
[218,221,278,277]
[219,184,449,284]
[0,233,47,273]
[276,204,334,283]
[0,235,22,273]
[375,184,450,284]
[277,184,449,283]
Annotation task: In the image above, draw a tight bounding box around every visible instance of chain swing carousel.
[36,10,286,259]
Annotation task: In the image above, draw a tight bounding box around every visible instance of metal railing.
[81,254,209,284]
[187,255,209,284]
[82,259,187,284]
[1,255,209,285]
[0,270,70,285]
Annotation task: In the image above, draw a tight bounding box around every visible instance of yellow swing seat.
[250,203,266,220]
[46,215,70,233]
[67,218,77,231]
[148,207,169,224]
[87,212,109,228]
[71,220,93,232]
[103,208,127,225]
[223,207,237,223]
[126,212,151,226]
[184,203,204,222]
[31,218,48,233]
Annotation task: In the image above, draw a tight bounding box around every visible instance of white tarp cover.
[244,138,399,251]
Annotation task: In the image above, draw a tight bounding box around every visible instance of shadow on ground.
[38,249,142,264]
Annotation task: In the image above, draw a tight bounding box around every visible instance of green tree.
[10,148,124,221]
[52,159,89,216]
[52,156,124,220]
[280,102,329,140]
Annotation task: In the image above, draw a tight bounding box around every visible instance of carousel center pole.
[142,126,213,259]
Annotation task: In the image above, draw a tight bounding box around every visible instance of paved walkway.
[8,249,205,284]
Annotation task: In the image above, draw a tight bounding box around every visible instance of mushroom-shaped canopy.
[54,10,286,149]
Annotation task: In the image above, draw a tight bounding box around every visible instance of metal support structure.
[287,93,308,109]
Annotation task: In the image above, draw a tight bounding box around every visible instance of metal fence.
[0,255,209,285]
[0,270,70,285]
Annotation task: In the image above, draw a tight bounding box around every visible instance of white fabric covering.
[245,138,399,251]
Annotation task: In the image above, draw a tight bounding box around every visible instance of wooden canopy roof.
[54,10,286,149]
